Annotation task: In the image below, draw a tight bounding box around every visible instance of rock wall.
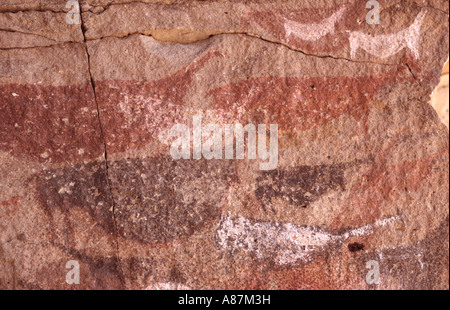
[0,0,449,289]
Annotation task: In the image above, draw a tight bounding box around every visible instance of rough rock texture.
[0,0,449,290]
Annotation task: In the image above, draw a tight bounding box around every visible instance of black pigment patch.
[348,242,365,252]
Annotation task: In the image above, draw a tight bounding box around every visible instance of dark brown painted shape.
[109,156,237,244]
[32,155,237,245]
[33,161,115,236]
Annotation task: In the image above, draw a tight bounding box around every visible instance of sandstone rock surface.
[0,0,449,290]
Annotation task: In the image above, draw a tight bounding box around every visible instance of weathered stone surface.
[0,0,448,290]
[0,11,83,49]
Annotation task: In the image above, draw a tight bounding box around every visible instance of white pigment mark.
[349,10,426,59]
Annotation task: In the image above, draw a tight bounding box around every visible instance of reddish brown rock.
[0,0,448,290]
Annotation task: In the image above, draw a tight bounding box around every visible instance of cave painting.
[246,7,426,60]
[216,215,401,266]
[349,11,426,59]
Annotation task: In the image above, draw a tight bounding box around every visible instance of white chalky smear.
[216,215,401,265]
